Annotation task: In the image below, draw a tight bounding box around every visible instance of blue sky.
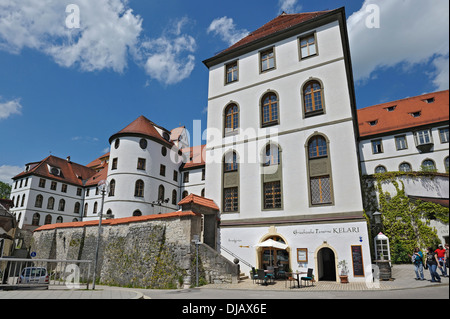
[0,0,448,183]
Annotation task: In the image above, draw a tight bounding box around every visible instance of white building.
[358,90,449,175]
[202,8,371,282]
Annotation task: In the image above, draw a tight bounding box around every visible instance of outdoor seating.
[250,267,259,284]
[266,266,275,282]
[257,269,269,285]
[301,268,314,287]
[285,273,297,288]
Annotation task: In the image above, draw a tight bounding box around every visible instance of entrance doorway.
[317,247,336,281]
[259,236,289,273]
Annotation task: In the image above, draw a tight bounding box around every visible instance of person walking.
[410,247,425,280]
[445,244,449,276]
[426,247,442,283]
[435,244,448,277]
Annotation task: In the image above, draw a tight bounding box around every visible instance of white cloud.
[137,17,197,85]
[429,55,449,91]
[0,97,22,120]
[207,17,249,46]
[347,0,449,90]
[278,0,302,14]
[0,165,23,184]
[0,0,142,73]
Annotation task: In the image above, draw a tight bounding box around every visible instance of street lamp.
[92,180,109,290]
[373,211,382,225]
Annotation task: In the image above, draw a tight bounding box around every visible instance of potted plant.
[338,260,349,283]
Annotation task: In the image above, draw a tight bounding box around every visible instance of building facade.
[202,8,372,282]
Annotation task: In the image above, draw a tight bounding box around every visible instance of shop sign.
[293,226,360,236]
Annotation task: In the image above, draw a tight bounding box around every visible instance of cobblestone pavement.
[0,264,448,299]
[200,264,449,291]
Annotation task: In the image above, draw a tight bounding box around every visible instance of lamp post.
[373,211,382,225]
[92,180,109,290]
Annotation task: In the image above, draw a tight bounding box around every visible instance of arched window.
[375,165,387,174]
[172,189,177,205]
[445,156,449,173]
[44,214,52,225]
[182,190,189,199]
[32,213,40,226]
[21,194,26,207]
[201,188,205,197]
[109,179,115,196]
[56,216,63,223]
[303,80,324,116]
[399,162,412,172]
[133,210,142,216]
[307,134,333,205]
[158,185,165,201]
[261,92,279,126]
[261,143,283,209]
[224,151,238,172]
[224,103,239,134]
[135,180,144,197]
[74,202,81,215]
[223,151,239,212]
[93,202,98,214]
[58,199,65,211]
[84,203,88,217]
[35,194,43,208]
[421,159,436,172]
[264,144,280,166]
[47,197,55,210]
[308,136,328,158]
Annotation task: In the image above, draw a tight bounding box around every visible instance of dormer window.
[385,105,396,112]
[410,111,421,118]
[368,120,378,126]
[423,97,435,103]
[48,165,61,176]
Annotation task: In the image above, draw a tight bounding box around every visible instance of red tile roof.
[216,11,331,56]
[86,152,109,170]
[357,90,449,138]
[34,210,200,232]
[109,115,174,146]
[178,193,219,210]
[181,144,206,169]
[12,155,97,186]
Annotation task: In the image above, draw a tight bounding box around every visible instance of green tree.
[0,181,12,199]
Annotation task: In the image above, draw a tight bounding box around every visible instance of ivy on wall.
[363,172,449,264]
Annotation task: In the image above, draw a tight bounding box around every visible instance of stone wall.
[31,212,238,288]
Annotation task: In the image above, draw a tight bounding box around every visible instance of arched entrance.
[317,247,337,281]
[258,236,290,273]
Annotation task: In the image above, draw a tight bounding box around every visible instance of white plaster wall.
[359,125,449,175]
[105,136,182,218]
[220,220,372,282]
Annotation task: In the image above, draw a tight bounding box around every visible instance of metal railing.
[218,245,253,269]
[0,258,92,290]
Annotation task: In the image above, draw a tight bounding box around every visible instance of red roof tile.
[109,115,173,146]
[218,11,331,56]
[34,211,200,232]
[178,193,219,210]
[181,144,206,169]
[357,90,449,137]
[12,155,97,186]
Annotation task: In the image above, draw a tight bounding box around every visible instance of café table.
[287,271,307,288]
